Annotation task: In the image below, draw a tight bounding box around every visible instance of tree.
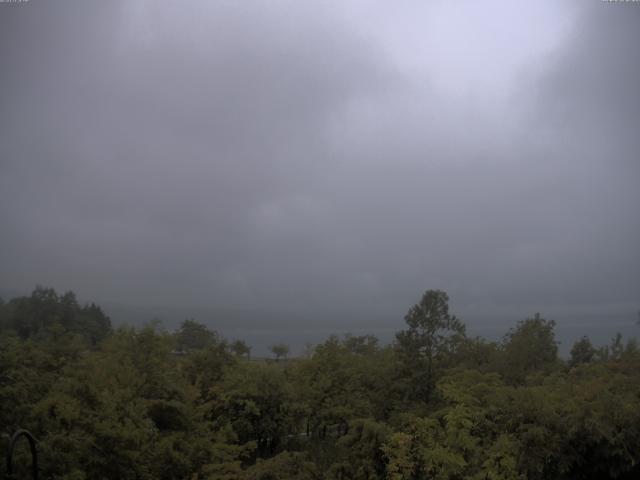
[608,332,624,362]
[453,336,500,370]
[270,343,290,362]
[395,289,466,402]
[175,319,217,352]
[181,341,235,401]
[501,313,558,384]
[343,334,379,355]
[327,418,390,479]
[1,286,111,345]
[291,335,383,440]
[32,324,248,480]
[230,339,252,360]
[208,362,295,456]
[569,336,596,367]
[10,286,62,339]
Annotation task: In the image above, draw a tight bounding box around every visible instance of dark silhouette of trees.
[500,313,559,384]
[175,318,218,351]
[270,343,290,361]
[0,286,111,345]
[395,289,466,402]
[231,339,252,360]
[569,335,597,366]
[2,286,640,479]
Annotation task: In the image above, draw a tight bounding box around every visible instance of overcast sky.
[1,0,638,328]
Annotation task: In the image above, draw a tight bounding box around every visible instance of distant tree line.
[1,287,639,479]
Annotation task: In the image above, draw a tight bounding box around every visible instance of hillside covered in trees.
[1,287,639,479]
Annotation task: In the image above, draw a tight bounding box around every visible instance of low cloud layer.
[1,1,638,328]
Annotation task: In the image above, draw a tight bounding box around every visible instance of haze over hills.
[105,301,640,356]
[4,287,635,357]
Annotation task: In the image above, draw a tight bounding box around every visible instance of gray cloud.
[1,0,638,336]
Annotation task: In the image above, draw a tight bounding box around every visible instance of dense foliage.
[1,287,639,479]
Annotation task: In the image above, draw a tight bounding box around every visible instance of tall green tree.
[395,290,466,402]
[500,313,559,385]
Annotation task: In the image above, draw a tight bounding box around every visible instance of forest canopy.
[1,286,639,479]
